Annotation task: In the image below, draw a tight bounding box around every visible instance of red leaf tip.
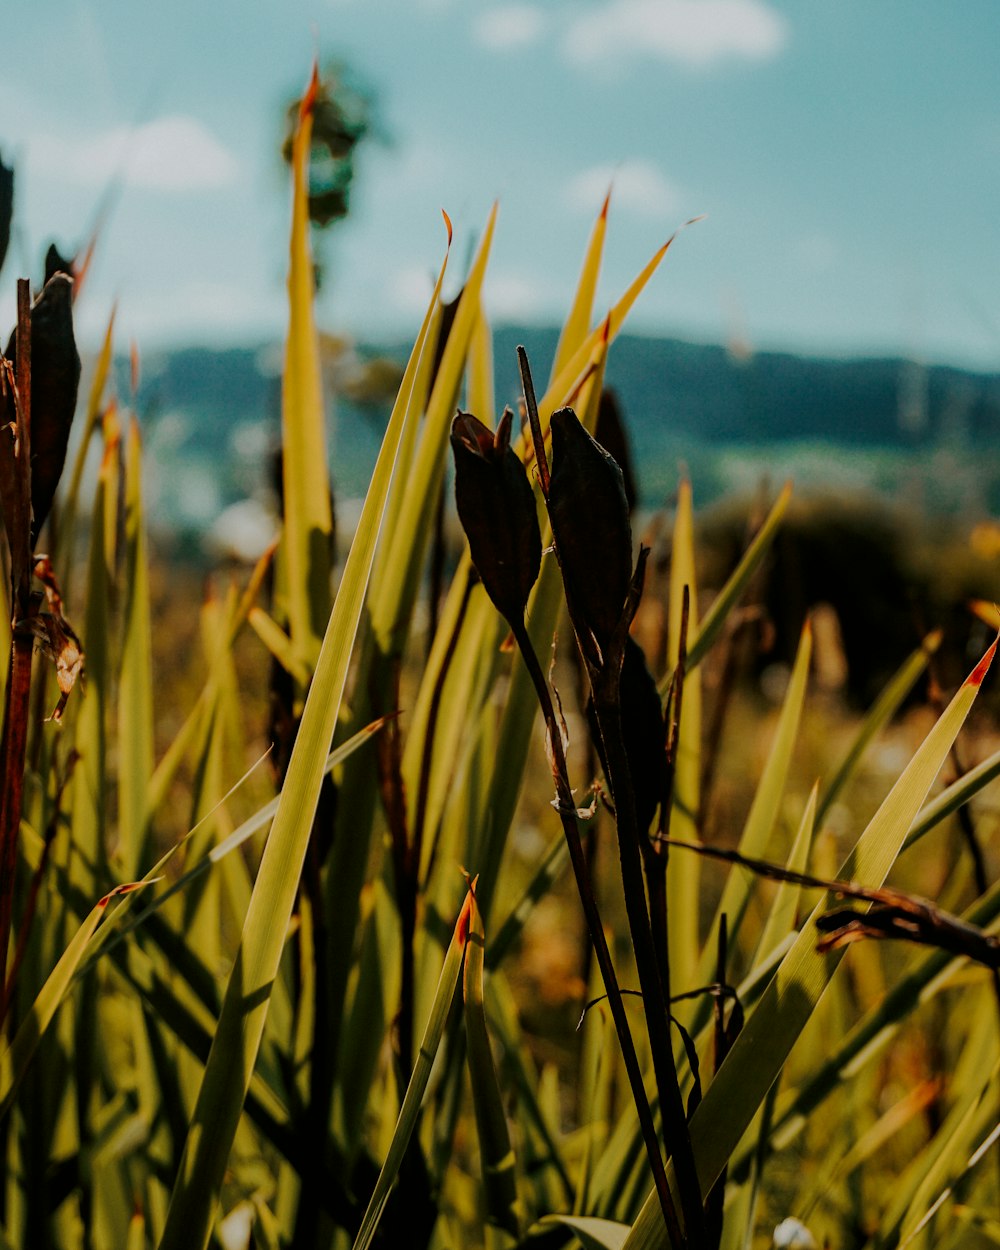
[299,61,320,125]
[968,634,999,688]
[441,209,453,247]
[599,185,612,221]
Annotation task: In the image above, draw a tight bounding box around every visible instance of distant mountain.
[123,331,1000,536]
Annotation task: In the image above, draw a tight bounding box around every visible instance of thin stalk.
[511,618,684,1249]
[928,652,1000,1204]
[590,683,705,1243]
[519,345,702,1242]
[0,282,34,1020]
[650,585,690,1004]
[705,916,731,1249]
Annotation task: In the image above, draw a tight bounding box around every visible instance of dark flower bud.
[43,243,74,285]
[587,635,666,834]
[4,274,81,546]
[595,388,638,514]
[450,408,541,622]
[548,406,633,665]
[0,154,12,278]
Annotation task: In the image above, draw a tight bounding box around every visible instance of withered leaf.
[27,556,84,720]
[451,408,541,623]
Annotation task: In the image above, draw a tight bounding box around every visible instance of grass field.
[0,72,999,1250]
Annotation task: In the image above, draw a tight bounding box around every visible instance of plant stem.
[0,281,34,1023]
[590,685,705,1244]
[649,584,690,1006]
[511,619,685,1249]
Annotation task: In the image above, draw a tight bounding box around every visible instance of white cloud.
[387,264,440,317]
[484,271,546,321]
[566,160,680,218]
[474,5,546,51]
[563,0,788,70]
[30,116,240,193]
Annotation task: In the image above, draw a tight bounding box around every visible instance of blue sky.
[3,0,1000,368]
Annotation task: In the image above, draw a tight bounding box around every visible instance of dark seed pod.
[43,243,74,285]
[595,388,638,514]
[5,274,82,546]
[0,154,12,277]
[548,406,633,664]
[587,635,666,834]
[450,408,541,623]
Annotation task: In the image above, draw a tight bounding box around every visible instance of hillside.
[124,331,1000,538]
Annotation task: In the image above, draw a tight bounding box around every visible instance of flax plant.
[0,79,997,1250]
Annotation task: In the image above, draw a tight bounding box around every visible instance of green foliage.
[0,73,998,1250]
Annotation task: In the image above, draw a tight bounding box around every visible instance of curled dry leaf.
[28,556,84,719]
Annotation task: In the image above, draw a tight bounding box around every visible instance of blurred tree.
[281,60,377,284]
[281,64,403,408]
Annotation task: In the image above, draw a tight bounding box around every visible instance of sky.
[3,0,1000,369]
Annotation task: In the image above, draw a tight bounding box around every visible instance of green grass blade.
[685,481,791,672]
[464,892,521,1240]
[0,882,152,1119]
[60,304,115,558]
[704,620,811,960]
[486,832,570,970]
[247,607,311,687]
[350,889,474,1250]
[550,188,609,383]
[754,781,817,968]
[157,227,451,1250]
[369,202,498,662]
[622,637,998,1249]
[279,67,334,669]
[904,740,1000,851]
[667,477,701,994]
[540,1215,630,1249]
[817,628,942,827]
[335,879,401,1155]
[70,428,119,897]
[118,419,155,877]
[744,874,1000,1176]
[467,299,495,426]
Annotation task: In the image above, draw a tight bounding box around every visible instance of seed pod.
[5,274,82,545]
[43,243,74,285]
[548,406,633,665]
[451,408,541,623]
[595,388,638,514]
[587,635,666,834]
[0,154,12,277]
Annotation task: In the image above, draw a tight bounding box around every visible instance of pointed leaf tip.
[968,634,998,688]
[600,186,612,221]
[458,888,476,945]
[441,209,453,246]
[299,61,320,124]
